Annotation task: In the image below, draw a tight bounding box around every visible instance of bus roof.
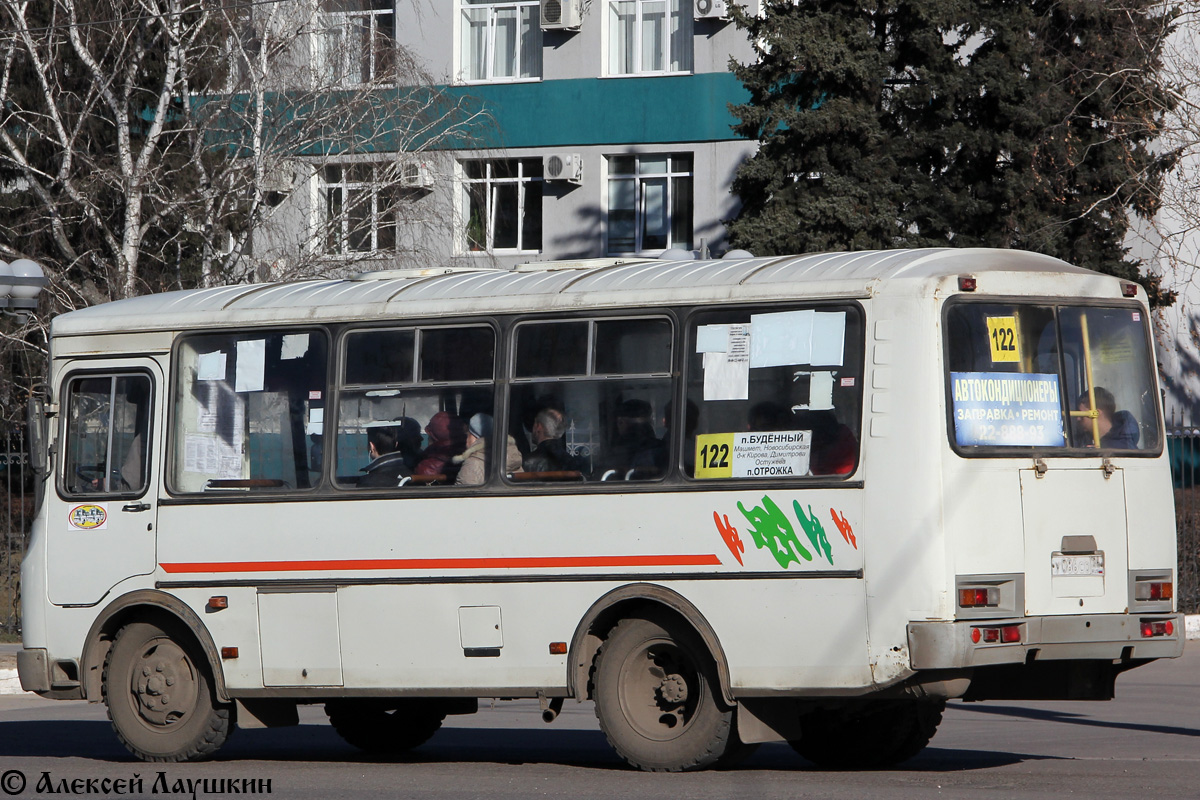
[51,247,1103,337]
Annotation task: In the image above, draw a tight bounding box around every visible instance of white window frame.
[607,0,693,77]
[459,0,543,83]
[605,154,693,255]
[315,1,396,87]
[460,159,543,254]
[318,164,396,256]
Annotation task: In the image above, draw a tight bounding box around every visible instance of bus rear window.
[945,302,1159,453]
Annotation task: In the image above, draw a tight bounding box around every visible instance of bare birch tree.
[0,0,488,312]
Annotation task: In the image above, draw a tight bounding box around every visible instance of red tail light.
[1135,581,1173,601]
[971,624,1022,645]
[959,587,1000,608]
[1141,620,1174,638]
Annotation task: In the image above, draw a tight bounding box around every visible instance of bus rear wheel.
[790,699,944,769]
[324,699,447,754]
[102,619,232,762]
[592,611,734,772]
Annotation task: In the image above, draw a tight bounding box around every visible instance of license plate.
[1052,553,1104,577]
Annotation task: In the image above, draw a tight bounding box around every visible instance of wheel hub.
[658,673,688,704]
[130,643,197,727]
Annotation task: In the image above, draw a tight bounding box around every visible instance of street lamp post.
[0,259,49,321]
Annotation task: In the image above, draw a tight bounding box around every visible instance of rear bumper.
[908,613,1184,670]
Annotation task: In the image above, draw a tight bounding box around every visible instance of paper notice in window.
[809,371,835,411]
[281,333,310,360]
[235,339,266,392]
[703,325,750,401]
[750,310,813,368]
[306,407,324,436]
[696,324,730,353]
[810,312,846,366]
[197,351,227,382]
[184,434,218,474]
[196,383,218,433]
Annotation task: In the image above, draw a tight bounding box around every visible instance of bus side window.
[169,331,328,493]
[684,306,864,480]
[508,317,673,483]
[335,325,496,489]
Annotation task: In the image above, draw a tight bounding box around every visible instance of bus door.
[48,361,162,606]
[1018,465,1128,616]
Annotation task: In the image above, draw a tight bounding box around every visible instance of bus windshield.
[945,302,1160,453]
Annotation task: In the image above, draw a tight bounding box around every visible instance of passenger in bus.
[605,399,663,478]
[523,407,581,473]
[1077,387,1139,449]
[748,401,791,431]
[392,416,424,472]
[415,411,467,478]
[455,413,523,485]
[796,410,858,475]
[358,424,412,488]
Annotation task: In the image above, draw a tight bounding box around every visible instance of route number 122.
[986,316,1020,363]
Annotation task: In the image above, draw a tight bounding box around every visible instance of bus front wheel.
[789,699,944,769]
[592,611,734,772]
[324,699,446,754]
[102,619,233,762]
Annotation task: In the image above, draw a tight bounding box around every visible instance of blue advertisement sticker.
[951,372,1066,447]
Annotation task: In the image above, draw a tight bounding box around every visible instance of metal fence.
[0,427,32,637]
[0,421,1199,637]
[1168,411,1200,614]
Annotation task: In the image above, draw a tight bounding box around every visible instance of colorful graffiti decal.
[794,502,833,565]
[713,511,745,566]
[715,497,858,568]
[830,508,857,549]
[735,496,812,568]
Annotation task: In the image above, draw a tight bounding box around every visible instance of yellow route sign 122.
[986,316,1020,363]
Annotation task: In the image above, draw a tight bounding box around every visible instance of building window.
[320,164,396,255]
[460,0,542,82]
[462,159,543,253]
[607,154,692,254]
[608,0,692,75]
[316,0,395,85]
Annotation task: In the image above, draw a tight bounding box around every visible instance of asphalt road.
[2,647,1199,799]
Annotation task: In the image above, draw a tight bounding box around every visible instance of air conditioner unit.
[399,162,434,190]
[694,0,728,19]
[540,0,582,30]
[543,153,583,184]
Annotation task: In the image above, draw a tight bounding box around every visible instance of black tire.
[102,619,233,762]
[592,611,734,772]
[324,699,446,754]
[790,699,944,769]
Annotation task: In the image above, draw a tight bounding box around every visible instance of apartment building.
[258,0,758,273]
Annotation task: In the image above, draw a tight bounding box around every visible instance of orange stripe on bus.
[159,554,724,574]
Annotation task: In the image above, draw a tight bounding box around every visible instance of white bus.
[18,248,1181,770]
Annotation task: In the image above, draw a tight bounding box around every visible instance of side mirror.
[27,395,46,473]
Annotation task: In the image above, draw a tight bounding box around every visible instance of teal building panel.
[442,72,751,150]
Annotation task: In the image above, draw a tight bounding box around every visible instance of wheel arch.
[80,589,228,703]
[566,583,735,706]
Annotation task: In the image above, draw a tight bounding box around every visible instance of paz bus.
[18,248,1181,770]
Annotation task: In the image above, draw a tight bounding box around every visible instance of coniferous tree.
[728,0,1178,305]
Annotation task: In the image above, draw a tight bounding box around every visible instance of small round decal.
[69,504,107,530]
